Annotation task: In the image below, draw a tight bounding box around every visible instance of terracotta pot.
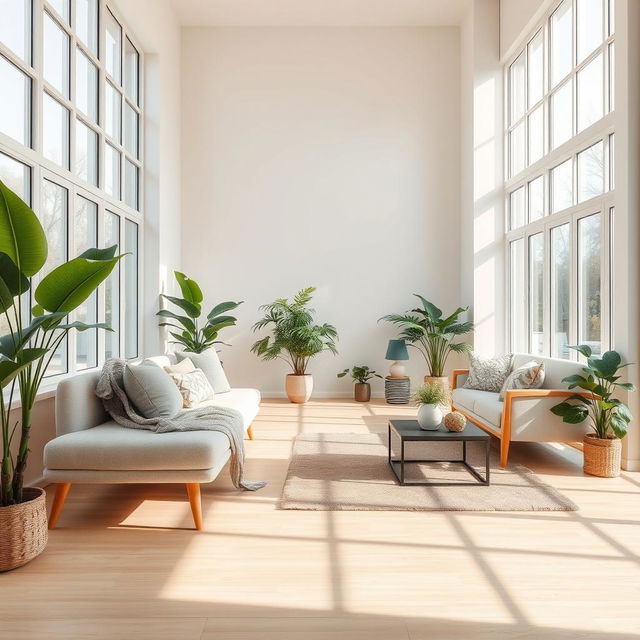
[0,487,48,572]
[285,374,313,403]
[583,434,622,477]
[354,382,371,402]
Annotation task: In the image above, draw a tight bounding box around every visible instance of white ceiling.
[170,0,472,27]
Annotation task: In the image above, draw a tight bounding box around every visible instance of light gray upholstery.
[451,388,502,428]
[123,362,184,418]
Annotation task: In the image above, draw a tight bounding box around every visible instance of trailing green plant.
[157,271,242,354]
[337,365,382,384]
[0,179,122,507]
[414,382,448,406]
[380,295,473,377]
[251,287,338,375]
[550,345,635,440]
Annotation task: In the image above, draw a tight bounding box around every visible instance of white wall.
[180,26,463,396]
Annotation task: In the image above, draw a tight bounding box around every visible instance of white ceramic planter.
[417,404,443,430]
[285,374,313,403]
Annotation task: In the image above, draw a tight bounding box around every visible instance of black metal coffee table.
[388,419,491,486]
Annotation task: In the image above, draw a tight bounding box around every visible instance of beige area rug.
[280,433,578,511]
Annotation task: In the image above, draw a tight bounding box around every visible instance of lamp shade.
[385,339,409,361]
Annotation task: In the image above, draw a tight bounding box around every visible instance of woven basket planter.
[583,435,622,478]
[0,487,48,572]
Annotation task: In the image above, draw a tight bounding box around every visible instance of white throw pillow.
[168,368,215,408]
[176,349,231,394]
[463,352,513,393]
[164,357,196,375]
[499,360,545,401]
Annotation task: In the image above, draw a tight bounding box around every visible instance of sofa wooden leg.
[48,482,72,529]
[186,483,203,530]
[247,425,255,440]
[500,438,510,469]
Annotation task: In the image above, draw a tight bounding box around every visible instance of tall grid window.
[0,0,142,381]
[505,0,614,360]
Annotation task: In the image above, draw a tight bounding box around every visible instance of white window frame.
[0,0,144,389]
[504,0,615,361]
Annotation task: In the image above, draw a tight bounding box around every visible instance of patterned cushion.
[164,358,196,375]
[463,352,513,393]
[168,368,215,408]
[499,360,545,401]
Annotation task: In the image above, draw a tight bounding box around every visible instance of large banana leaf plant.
[157,271,242,354]
[550,345,635,439]
[0,180,123,506]
[380,295,473,377]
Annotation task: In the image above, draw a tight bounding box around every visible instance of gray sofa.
[43,355,260,530]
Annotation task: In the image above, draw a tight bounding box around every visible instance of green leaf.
[614,382,636,392]
[175,271,203,305]
[79,245,119,260]
[0,252,30,298]
[0,348,46,387]
[610,414,628,439]
[562,374,587,385]
[0,313,66,358]
[0,179,48,277]
[611,400,633,423]
[57,321,113,332]
[207,300,242,321]
[160,294,201,319]
[35,253,123,313]
[570,344,593,358]
[550,402,588,423]
[413,294,442,320]
[156,309,196,334]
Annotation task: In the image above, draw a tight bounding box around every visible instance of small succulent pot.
[417,404,443,430]
[285,374,313,404]
[583,434,622,478]
[354,382,371,402]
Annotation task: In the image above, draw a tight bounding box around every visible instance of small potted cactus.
[337,366,382,402]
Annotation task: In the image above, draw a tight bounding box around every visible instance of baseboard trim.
[260,391,386,399]
[622,459,640,472]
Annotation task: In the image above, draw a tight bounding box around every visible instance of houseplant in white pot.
[0,179,122,571]
[414,382,448,430]
[337,365,382,402]
[381,295,473,393]
[550,345,634,477]
[251,287,338,403]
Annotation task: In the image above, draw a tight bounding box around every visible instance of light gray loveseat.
[451,353,590,467]
[43,355,260,530]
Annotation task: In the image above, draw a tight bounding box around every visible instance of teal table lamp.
[385,339,409,378]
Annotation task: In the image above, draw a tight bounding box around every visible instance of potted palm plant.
[251,287,338,403]
[0,180,122,571]
[381,295,473,392]
[337,365,382,402]
[550,345,634,478]
[157,271,242,353]
[414,382,448,430]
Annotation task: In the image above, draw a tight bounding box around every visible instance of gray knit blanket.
[95,358,265,491]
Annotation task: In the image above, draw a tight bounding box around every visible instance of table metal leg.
[400,439,405,485]
[463,440,467,462]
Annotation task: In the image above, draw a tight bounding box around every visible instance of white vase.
[417,404,443,430]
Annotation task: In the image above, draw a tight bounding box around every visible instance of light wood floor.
[4,399,640,640]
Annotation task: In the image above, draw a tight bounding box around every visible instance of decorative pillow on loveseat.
[167,368,215,408]
[499,360,545,401]
[463,352,513,393]
[176,349,231,394]
[123,363,183,419]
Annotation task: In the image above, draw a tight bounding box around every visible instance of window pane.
[551,159,573,213]
[527,30,544,108]
[608,42,615,112]
[0,0,31,63]
[578,214,601,356]
[76,0,98,56]
[550,79,572,149]
[41,179,68,376]
[124,38,139,105]
[528,176,544,222]
[124,102,138,157]
[47,0,69,22]
[42,92,69,167]
[104,211,120,359]
[577,54,603,132]
[509,121,525,178]
[105,9,122,83]
[577,0,603,63]
[0,55,31,146]
[74,196,98,370]
[43,11,70,98]
[528,105,543,165]
[509,52,525,125]
[104,143,120,197]
[550,0,573,87]
[609,0,615,36]
[124,220,138,358]
[578,141,604,202]
[509,187,525,230]
[124,159,138,209]
[510,238,526,352]
[0,152,30,200]
[75,119,98,186]
[75,48,98,122]
[105,81,121,141]
[529,233,545,355]
[551,224,571,359]
[609,133,615,190]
